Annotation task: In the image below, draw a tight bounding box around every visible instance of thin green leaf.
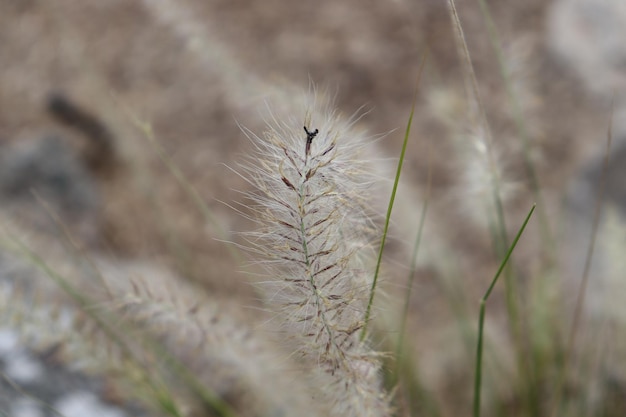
[361,51,428,340]
[474,203,535,417]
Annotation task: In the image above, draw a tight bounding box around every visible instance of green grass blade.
[397,140,431,354]
[361,51,427,340]
[392,140,442,417]
[473,203,535,417]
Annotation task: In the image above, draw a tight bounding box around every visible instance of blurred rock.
[552,0,626,325]
[563,134,626,322]
[0,135,101,245]
[548,0,626,99]
[561,129,626,414]
[0,328,150,417]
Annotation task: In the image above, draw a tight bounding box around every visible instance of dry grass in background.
[0,0,625,416]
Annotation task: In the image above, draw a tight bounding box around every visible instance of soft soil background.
[0,0,624,415]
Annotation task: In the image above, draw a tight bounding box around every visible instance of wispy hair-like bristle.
[238,96,391,417]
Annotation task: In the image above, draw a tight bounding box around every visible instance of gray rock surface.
[0,128,149,415]
[0,328,148,417]
[0,135,102,245]
[548,0,626,99]
[551,0,626,323]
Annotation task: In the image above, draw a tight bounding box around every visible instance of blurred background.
[0,0,625,416]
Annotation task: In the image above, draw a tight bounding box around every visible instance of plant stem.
[474,203,535,417]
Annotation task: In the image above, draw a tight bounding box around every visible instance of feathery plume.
[102,260,326,417]
[238,96,391,417]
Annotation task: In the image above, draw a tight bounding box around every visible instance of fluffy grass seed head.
[453,124,519,229]
[238,98,391,417]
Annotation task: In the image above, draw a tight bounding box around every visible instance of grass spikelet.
[238,96,391,417]
[456,124,518,234]
[1,223,320,417]
[103,262,324,417]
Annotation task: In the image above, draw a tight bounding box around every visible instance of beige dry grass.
[0,0,625,416]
